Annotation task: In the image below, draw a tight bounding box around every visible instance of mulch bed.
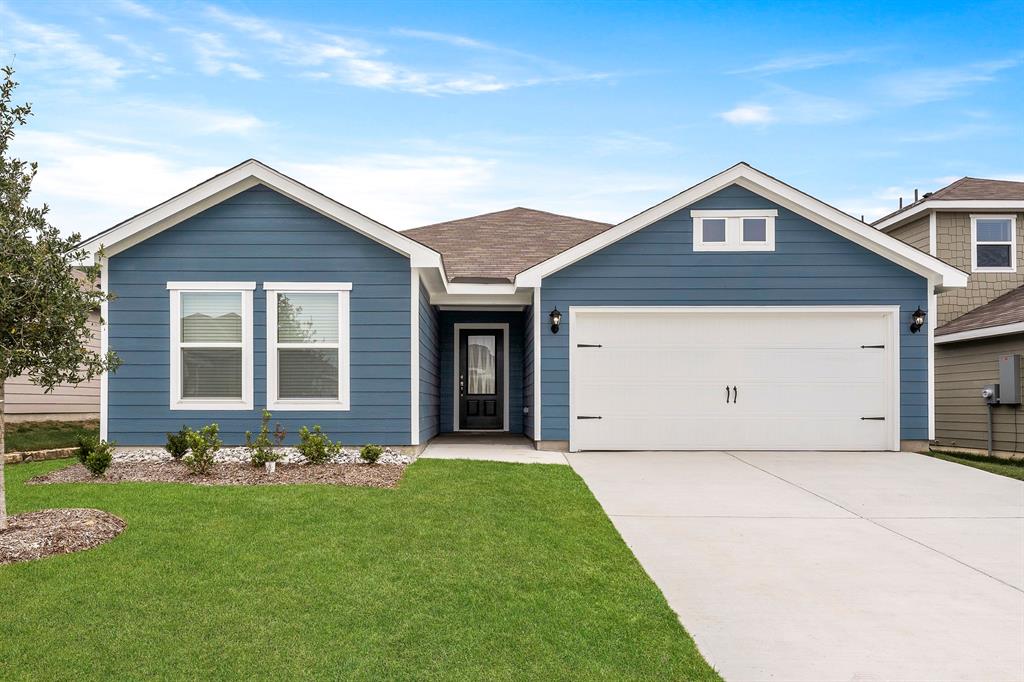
[27,461,405,488]
[0,508,126,566]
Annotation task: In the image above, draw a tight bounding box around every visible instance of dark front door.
[459,329,504,430]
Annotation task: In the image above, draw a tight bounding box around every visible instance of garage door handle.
[733,386,738,403]
[576,343,602,348]
[860,416,886,420]
[577,415,602,420]
[725,385,731,403]
[861,344,885,349]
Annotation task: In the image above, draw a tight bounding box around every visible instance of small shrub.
[84,440,115,477]
[297,425,340,464]
[245,410,281,467]
[360,444,383,464]
[182,423,222,475]
[165,427,190,459]
[76,434,98,465]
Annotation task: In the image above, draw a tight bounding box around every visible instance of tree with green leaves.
[0,66,119,530]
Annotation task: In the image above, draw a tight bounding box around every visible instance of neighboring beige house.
[876,177,1024,456]
[3,271,101,423]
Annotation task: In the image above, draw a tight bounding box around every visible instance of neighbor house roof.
[935,284,1024,344]
[405,207,612,283]
[874,176,1024,231]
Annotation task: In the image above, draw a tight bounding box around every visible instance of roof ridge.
[406,206,611,233]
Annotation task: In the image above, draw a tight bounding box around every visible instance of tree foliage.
[0,65,120,530]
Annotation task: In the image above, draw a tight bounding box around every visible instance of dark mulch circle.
[0,508,126,566]
[28,461,405,488]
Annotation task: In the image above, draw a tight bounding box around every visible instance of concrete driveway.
[567,451,1024,682]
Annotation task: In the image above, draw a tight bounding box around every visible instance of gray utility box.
[999,354,1021,405]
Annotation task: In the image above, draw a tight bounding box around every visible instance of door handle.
[459,374,465,396]
[726,385,731,403]
[733,386,738,403]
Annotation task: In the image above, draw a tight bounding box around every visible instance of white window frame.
[167,281,255,411]
[265,282,352,411]
[971,214,1017,273]
[691,209,778,252]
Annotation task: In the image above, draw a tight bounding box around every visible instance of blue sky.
[2,0,1022,238]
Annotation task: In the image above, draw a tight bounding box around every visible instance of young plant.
[76,434,98,465]
[182,423,222,475]
[359,444,383,465]
[165,427,190,459]
[297,425,340,465]
[84,440,115,477]
[245,410,281,467]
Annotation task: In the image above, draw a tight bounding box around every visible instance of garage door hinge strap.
[860,344,885,349]
[860,416,886,420]
[576,343,602,348]
[576,415,602,420]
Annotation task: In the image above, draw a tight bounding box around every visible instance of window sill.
[267,399,350,412]
[171,398,253,411]
[972,267,1016,274]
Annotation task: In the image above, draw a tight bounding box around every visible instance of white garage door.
[570,307,898,451]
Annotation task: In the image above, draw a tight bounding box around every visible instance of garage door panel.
[570,309,895,451]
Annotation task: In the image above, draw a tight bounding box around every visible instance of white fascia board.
[514,163,968,290]
[875,200,1024,232]
[934,322,1024,344]
[78,159,443,269]
[429,291,534,306]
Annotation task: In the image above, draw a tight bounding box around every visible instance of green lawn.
[925,450,1024,481]
[5,420,98,452]
[0,459,719,681]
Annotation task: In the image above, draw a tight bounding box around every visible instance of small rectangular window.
[168,283,254,410]
[972,215,1016,273]
[266,283,351,411]
[691,210,777,252]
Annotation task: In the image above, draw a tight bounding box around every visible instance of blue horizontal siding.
[438,311,525,434]
[418,281,440,443]
[107,184,412,446]
[540,184,930,443]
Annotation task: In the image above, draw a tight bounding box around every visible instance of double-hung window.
[691,210,777,252]
[265,283,351,411]
[168,282,255,410]
[971,215,1017,273]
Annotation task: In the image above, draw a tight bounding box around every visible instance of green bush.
[360,444,383,464]
[245,410,281,467]
[182,423,221,475]
[297,425,340,464]
[76,434,98,465]
[165,427,190,459]
[84,440,115,477]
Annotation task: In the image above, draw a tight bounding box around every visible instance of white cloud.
[111,0,164,21]
[176,30,262,79]
[720,104,775,125]
[877,58,1022,105]
[731,49,875,75]
[390,28,491,50]
[202,6,285,44]
[131,102,266,135]
[106,33,167,63]
[0,6,128,88]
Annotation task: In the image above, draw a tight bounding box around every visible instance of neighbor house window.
[265,282,351,411]
[971,215,1017,273]
[168,282,255,410]
[691,210,778,251]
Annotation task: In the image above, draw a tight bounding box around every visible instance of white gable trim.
[875,200,1024,232]
[79,159,443,269]
[514,163,968,290]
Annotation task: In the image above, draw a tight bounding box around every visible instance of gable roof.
[77,159,442,269]
[514,162,968,289]
[935,284,1024,343]
[405,207,612,283]
[874,176,1024,231]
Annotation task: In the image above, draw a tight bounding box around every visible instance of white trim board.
[875,200,1024,231]
[567,305,902,452]
[452,322,511,433]
[935,322,1024,344]
[99,255,109,441]
[514,163,967,290]
[78,159,443,269]
[410,269,420,446]
[533,287,542,441]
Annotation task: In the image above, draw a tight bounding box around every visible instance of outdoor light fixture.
[549,307,562,334]
[910,307,926,334]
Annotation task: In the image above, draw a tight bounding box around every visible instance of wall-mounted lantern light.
[549,307,562,334]
[910,307,926,334]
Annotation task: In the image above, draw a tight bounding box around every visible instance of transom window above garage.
[691,209,777,252]
[971,214,1017,273]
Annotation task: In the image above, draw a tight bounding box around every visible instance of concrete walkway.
[568,450,1024,682]
[421,434,568,465]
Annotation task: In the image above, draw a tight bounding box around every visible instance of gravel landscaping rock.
[28,461,405,488]
[0,508,126,565]
[112,445,414,466]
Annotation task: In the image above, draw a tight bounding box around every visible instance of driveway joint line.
[723,451,1024,595]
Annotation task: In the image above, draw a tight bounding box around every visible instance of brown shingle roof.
[404,207,613,282]
[936,284,1024,337]
[875,177,1024,226]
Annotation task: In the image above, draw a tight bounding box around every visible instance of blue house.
[79,160,966,453]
